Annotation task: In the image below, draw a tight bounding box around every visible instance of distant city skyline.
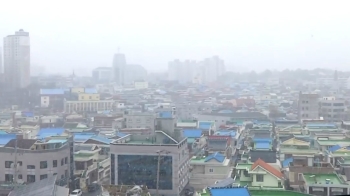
[1,1,349,76]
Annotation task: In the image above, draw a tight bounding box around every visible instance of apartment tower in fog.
[3,29,31,89]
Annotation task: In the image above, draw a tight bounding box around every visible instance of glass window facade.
[118,155,173,190]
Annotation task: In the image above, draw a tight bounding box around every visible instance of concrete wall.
[0,145,70,183]
[125,114,155,130]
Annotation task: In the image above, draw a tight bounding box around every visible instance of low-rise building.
[189,152,232,190]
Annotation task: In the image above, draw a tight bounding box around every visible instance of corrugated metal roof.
[47,139,67,144]
[89,135,111,144]
[209,187,250,196]
[205,152,225,163]
[74,133,95,142]
[37,128,65,139]
[183,129,202,138]
[0,134,17,145]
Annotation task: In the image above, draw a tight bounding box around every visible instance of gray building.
[0,137,72,186]
[175,103,199,120]
[124,112,156,130]
[319,97,346,121]
[110,117,189,196]
[112,53,126,85]
[3,29,31,89]
[92,67,112,83]
[298,92,319,122]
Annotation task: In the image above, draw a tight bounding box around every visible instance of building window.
[27,165,35,169]
[65,157,68,164]
[256,174,264,182]
[27,175,35,183]
[40,161,48,169]
[209,168,214,173]
[53,160,57,167]
[244,170,250,177]
[18,174,22,179]
[40,174,48,180]
[5,174,13,182]
[5,161,13,168]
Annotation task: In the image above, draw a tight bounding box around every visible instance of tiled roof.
[251,158,283,179]
[205,152,225,163]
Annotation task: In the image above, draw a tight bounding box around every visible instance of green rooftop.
[317,140,350,146]
[250,190,310,196]
[236,163,253,170]
[74,153,94,158]
[303,173,344,185]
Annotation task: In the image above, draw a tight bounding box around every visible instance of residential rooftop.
[303,173,346,185]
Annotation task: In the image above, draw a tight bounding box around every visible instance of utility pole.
[13,139,18,190]
[156,150,170,196]
[156,151,161,196]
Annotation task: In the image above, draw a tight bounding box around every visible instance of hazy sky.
[1,0,349,75]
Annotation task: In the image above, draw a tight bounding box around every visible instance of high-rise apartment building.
[112,53,126,85]
[112,53,147,85]
[168,56,225,84]
[3,29,31,89]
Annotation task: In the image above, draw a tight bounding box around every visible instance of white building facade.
[3,29,31,89]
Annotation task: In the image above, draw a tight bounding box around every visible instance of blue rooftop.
[73,133,95,142]
[253,138,272,143]
[22,111,34,117]
[183,129,202,138]
[199,122,212,130]
[40,89,66,95]
[84,88,97,94]
[88,135,111,144]
[0,134,17,145]
[255,142,270,149]
[282,157,293,167]
[306,123,337,128]
[205,152,225,163]
[209,187,250,196]
[329,145,342,153]
[158,111,172,118]
[37,128,65,139]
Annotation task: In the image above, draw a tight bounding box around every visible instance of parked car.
[70,189,82,196]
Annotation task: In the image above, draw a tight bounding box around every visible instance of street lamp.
[156,150,170,196]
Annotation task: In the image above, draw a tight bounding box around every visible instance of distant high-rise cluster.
[3,29,31,89]
[112,53,147,85]
[168,56,225,84]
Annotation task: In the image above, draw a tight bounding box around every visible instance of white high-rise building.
[168,56,225,84]
[3,29,30,89]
